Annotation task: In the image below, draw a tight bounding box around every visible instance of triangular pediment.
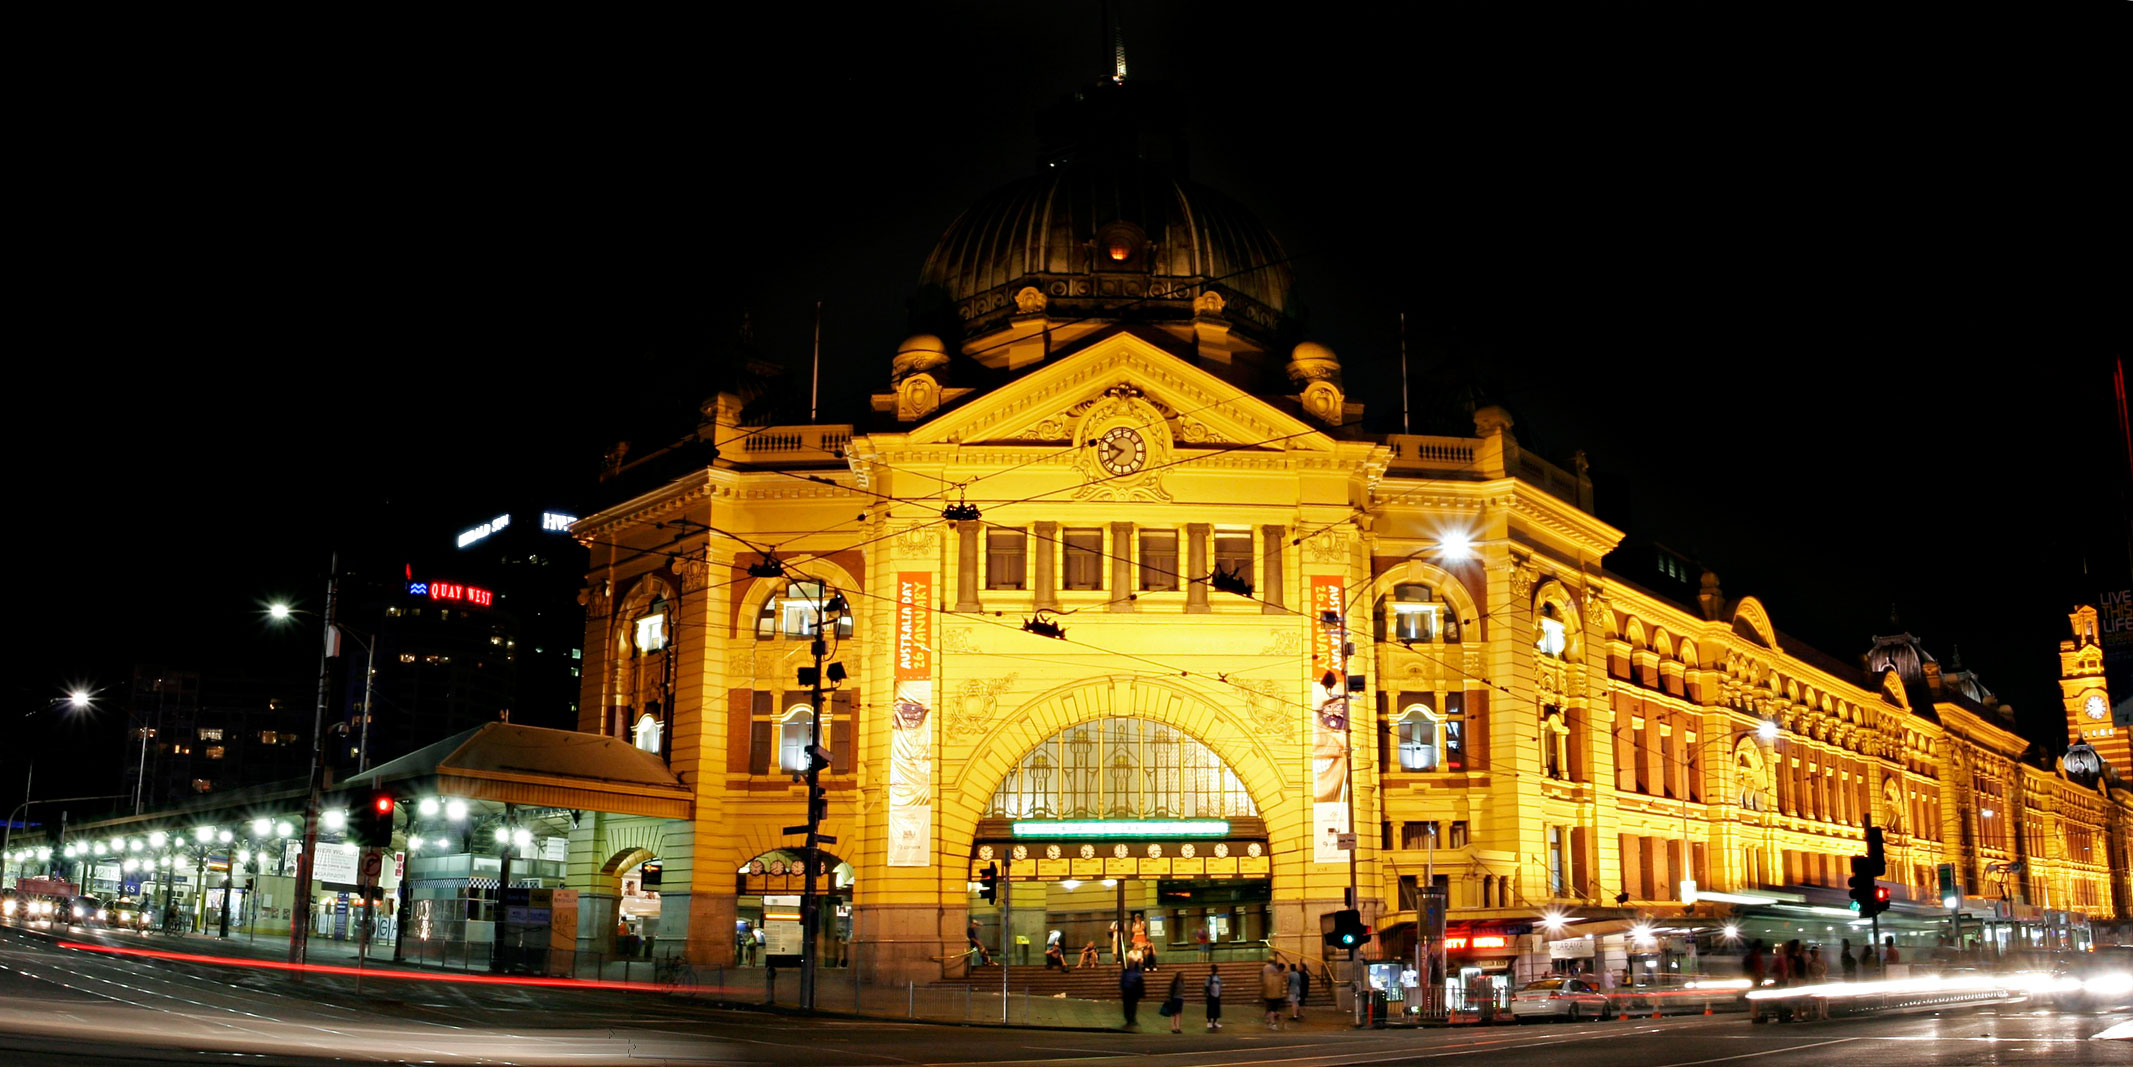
[906,332,1331,453]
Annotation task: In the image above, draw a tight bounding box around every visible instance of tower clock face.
[1097,425,1147,475]
[2084,694,2108,721]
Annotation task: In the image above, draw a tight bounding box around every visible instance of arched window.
[986,718,1255,820]
[757,580,854,641]
[633,712,663,754]
[1540,709,1569,779]
[634,600,669,654]
[1379,584,1460,645]
[1397,703,1443,771]
[779,706,818,773]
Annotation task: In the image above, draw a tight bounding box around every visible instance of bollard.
[908,977,915,1019]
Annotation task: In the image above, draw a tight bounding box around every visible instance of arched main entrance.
[969,715,1272,968]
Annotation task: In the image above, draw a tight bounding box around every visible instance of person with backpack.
[1204,965,1224,1031]
[1162,969,1187,1032]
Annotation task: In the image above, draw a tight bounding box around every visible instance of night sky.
[12,8,2125,801]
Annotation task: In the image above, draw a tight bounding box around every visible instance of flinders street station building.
[570,82,2133,993]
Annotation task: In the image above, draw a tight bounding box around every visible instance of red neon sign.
[1442,934,1509,950]
[407,580,493,607]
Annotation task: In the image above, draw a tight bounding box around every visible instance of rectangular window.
[1448,820,1469,849]
[1138,530,1178,591]
[1063,528,1103,590]
[205,746,225,760]
[986,529,1027,590]
[1398,875,1420,910]
[1400,821,1436,850]
[1392,602,1439,643]
[198,728,223,741]
[1547,826,1565,896]
[1213,529,1252,587]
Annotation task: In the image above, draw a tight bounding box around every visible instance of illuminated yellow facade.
[573,322,2132,974]
[570,85,2129,973]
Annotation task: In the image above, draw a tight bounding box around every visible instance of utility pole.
[795,585,843,1012]
[1000,852,1012,1023]
[289,552,338,966]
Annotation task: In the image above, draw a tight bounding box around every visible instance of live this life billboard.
[2101,587,2133,727]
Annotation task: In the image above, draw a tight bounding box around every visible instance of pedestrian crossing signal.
[978,863,999,904]
[1322,908,1369,949]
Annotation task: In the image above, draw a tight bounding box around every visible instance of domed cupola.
[913,79,1293,378]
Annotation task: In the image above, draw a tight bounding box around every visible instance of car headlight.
[2,900,15,915]
[96,910,108,920]
[72,906,85,918]
[2085,972,2133,997]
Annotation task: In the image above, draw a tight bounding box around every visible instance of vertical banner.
[890,571,935,867]
[2098,589,2133,726]
[1311,576,1350,864]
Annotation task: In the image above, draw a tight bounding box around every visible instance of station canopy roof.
[355,723,692,820]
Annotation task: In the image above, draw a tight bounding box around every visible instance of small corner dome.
[892,334,951,380]
[1286,341,1340,383]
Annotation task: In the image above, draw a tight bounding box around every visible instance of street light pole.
[289,552,339,966]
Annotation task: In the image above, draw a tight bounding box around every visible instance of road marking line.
[1640,1037,1859,1067]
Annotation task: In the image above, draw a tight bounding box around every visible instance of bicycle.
[655,954,697,996]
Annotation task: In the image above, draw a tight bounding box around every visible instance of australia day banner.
[890,571,935,867]
[1311,575,1351,864]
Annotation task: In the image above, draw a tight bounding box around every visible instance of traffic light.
[1862,884,1891,920]
[351,789,395,848]
[1863,825,1886,877]
[1846,855,1875,912]
[978,863,999,904]
[808,781,829,823]
[806,743,832,774]
[1323,908,1370,950]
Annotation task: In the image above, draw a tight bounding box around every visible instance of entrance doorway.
[735,848,854,968]
[969,876,1271,967]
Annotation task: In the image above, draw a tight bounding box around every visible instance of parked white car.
[1510,976,1613,1022]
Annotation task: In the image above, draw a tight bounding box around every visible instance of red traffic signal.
[1873,886,1890,903]
[373,794,395,816]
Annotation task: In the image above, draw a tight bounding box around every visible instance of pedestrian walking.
[1260,959,1288,1030]
[1120,958,1146,1028]
[1162,970,1187,1032]
[1288,963,1306,1019]
[1204,965,1224,1031]
[1839,938,1857,981]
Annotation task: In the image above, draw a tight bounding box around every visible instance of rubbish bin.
[1368,989,1389,1028]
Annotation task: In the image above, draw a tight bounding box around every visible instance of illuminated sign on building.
[457,514,511,548]
[408,580,494,607]
[456,511,578,547]
[1440,934,1508,950]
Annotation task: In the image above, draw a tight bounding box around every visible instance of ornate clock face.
[2084,695,2108,721]
[1096,426,1146,476]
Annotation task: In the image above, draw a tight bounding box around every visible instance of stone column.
[1034,522,1058,611]
[955,522,981,612]
[1109,522,1133,610]
[1185,524,1210,613]
[1260,525,1286,613]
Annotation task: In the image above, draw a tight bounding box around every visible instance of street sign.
[1335,833,1357,851]
[361,850,383,882]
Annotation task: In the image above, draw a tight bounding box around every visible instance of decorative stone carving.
[1015,416,1071,441]
[1193,290,1226,317]
[948,674,1016,737]
[897,373,942,421]
[1233,679,1290,736]
[939,627,980,654]
[1505,558,1536,600]
[675,555,713,593]
[1174,419,1224,444]
[1303,529,1354,565]
[1257,630,1302,656]
[1582,590,1611,634]
[1013,286,1047,315]
[895,524,940,555]
[1299,379,1344,425]
[579,581,611,624]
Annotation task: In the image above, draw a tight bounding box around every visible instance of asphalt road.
[0,924,2124,1066]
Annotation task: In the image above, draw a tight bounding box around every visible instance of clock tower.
[2059,605,2125,777]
